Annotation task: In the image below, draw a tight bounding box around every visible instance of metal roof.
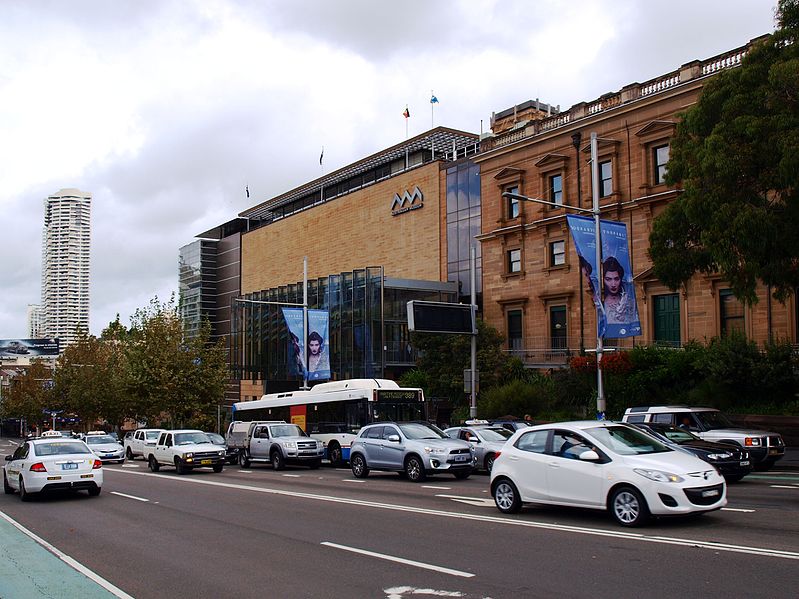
[240,127,478,220]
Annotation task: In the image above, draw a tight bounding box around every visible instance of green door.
[653,293,680,346]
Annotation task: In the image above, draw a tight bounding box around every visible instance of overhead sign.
[391,186,424,216]
[407,301,476,335]
[0,339,60,357]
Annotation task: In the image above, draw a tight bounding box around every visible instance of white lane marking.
[122,464,139,468]
[239,470,253,473]
[107,469,799,561]
[436,494,495,508]
[283,474,301,478]
[770,485,799,489]
[342,479,365,483]
[422,485,452,490]
[321,542,474,578]
[721,507,756,513]
[110,491,149,502]
[384,586,465,598]
[0,510,135,598]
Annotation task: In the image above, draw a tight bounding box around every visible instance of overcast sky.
[0,0,778,339]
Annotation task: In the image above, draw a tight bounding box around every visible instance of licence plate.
[701,489,719,498]
[454,455,468,462]
[200,459,212,465]
[740,461,750,466]
[62,463,78,471]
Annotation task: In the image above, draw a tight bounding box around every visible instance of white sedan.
[3,437,103,501]
[490,421,727,526]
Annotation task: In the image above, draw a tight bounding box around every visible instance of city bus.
[231,379,427,466]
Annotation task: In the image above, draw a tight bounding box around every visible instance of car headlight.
[634,468,684,483]
[744,437,761,447]
[706,453,732,460]
[218,451,225,457]
[183,452,194,459]
[282,441,297,449]
[424,447,447,454]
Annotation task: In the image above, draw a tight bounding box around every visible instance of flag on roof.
[403,106,410,119]
[430,94,439,104]
[245,185,249,198]
[319,146,324,165]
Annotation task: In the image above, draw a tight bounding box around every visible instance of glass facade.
[178,240,217,338]
[446,161,482,301]
[231,267,456,389]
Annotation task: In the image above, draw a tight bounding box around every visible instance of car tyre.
[213,463,224,473]
[453,469,471,480]
[88,486,101,497]
[19,477,32,502]
[175,458,188,475]
[493,478,521,513]
[725,474,746,483]
[404,455,426,482]
[126,447,134,460]
[148,456,160,472]
[754,459,777,472]
[309,459,321,470]
[610,486,649,527]
[3,471,14,494]
[271,450,285,471]
[239,451,251,468]
[350,454,369,478]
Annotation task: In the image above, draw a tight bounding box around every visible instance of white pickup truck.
[146,429,226,474]
[124,428,165,461]
[228,421,325,470]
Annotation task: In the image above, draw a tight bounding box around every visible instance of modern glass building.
[178,240,217,338]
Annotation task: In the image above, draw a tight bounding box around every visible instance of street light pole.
[501,131,605,420]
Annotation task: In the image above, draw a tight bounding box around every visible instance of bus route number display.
[377,390,421,402]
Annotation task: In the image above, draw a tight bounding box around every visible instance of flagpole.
[431,90,434,129]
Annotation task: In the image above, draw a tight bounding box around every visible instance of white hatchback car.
[4,437,103,501]
[490,421,727,526]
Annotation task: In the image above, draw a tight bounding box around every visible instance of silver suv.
[622,406,785,470]
[350,422,476,482]
[443,423,512,472]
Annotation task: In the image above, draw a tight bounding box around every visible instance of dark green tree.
[407,319,522,409]
[1,361,55,430]
[649,1,799,304]
[126,296,228,427]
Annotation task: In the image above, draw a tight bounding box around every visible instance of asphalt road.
[1,450,798,599]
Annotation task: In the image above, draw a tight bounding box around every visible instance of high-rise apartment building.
[26,304,44,337]
[41,188,91,346]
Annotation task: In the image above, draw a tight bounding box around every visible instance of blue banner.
[281,308,331,381]
[566,215,641,339]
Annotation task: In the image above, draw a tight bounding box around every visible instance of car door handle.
[548,462,560,468]
[508,456,519,461]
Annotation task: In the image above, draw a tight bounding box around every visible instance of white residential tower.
[41,188,91,346]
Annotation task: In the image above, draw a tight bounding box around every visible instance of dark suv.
[350,422,476,482]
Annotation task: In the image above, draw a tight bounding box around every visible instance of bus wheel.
[329,443,343,467]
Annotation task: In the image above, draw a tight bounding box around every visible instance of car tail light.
[494,451,502,460]
[92,460,103,469]
[30,462,47,472]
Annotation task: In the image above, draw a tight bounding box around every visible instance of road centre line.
[110,491,149,502]
[720,507,756,513]
[282,474,301,478]
[108,469,799,561]
[770,485,799,489]
[0,510,135,599]
[421,485,452,490]
[321,541,474,578]
[342,479,365,483]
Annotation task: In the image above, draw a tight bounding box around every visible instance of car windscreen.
[587,425,671,455]
[174,432,212,445]
[269,425,305,438]
[145,431,161,440]
[658,428,699,444]
[34,442,92,456]
[692,411,735,430]
[206,433,225,445]
[86,435,117,444]
[398,423,446,440]
[479,428,513,441]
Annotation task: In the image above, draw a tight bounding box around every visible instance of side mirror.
[387,434,401,443]
[5,455,12,461]
[579,450,600,462]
